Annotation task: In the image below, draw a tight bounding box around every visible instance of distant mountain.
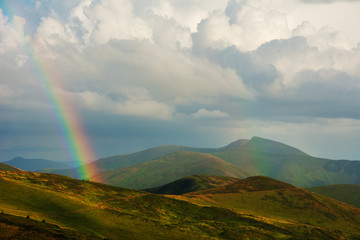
[308,184,360,208]
[93,151,247,189]
[241,136,309,156]
[144,175,239,195]
[48,136,360,188]
[212,137,360,187]
[47,144,223,178]
[1,171,360,239]
[0,163,21,171]
[3,157,69,172]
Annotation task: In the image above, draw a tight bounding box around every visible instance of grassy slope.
[0,212,101,240]
[239,137,309,156]
[92,151,248,189]
[48,145,223,178]
[0,163,21,171]
[222,139,249,149]
[93,136,360,189]
[0,171,339,240]
[308,184,360,208]
[144,175,240,195]
[169,176,360,239]
[85,139,249,175]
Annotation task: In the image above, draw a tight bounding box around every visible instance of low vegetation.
[0,212,101,240]
[0,163,21,172]
[156,175,360,239]
[144,175,240,195]
[308,184,360,208]
[1,171,360,239]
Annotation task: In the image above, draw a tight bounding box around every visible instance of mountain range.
[3,157,69,172]
[39,136,360,189]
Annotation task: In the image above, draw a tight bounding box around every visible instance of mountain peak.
[222,136,308,156]
[244,136,309,156]
[224,139,249,149]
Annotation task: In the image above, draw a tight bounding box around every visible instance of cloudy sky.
[1,0,360,163]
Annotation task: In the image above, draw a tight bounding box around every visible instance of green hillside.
[95,136,360,189]
[169,176,360,239]
[241,137,309,156]
[93,151,247,189]
[0,171,350,240]
[222,139,249,149]
[45,136,360,188]
[212,138,360,187]
[48,144,223,178]
[144,175,239,195]
[192,176,295,194]
[0,163,21,171]
[0,212,101,240]
[308,184,360,208]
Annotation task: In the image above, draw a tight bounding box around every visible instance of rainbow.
[5,4,99,181]
[27,50,100,181]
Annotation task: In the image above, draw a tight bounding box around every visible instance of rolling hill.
[0,163,21,171]
[92,151,248,189]
[167,176,360,239]
[1,171,353,239]
[44,136,360,189]
[308,184,360,208]
[46,144,226,178]
[3,157,69,172]
[211,137,360,187]
[92,137,360,189]
[144,175,240,195]
[187,176,295,194]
